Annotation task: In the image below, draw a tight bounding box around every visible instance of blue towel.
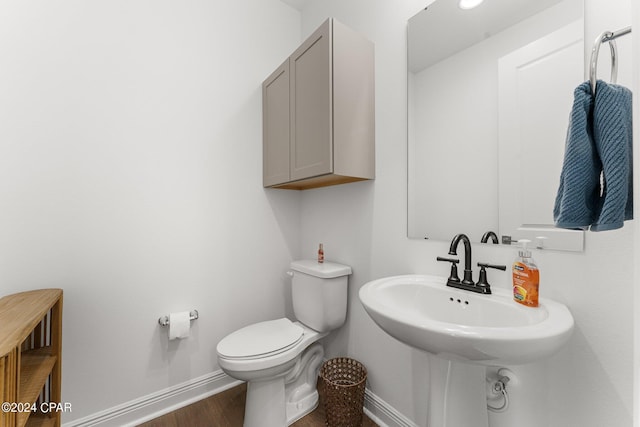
[591,80,633,230]
[553,80,633,231]
[553,82,600,229]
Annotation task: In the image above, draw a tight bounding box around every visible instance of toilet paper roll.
[169,311,191,340]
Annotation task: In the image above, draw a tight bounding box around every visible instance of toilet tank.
[290,260,352,333]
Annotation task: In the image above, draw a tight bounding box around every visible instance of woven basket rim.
[320,357,368,388]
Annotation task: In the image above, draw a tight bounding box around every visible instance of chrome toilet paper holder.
[158,310,199,327]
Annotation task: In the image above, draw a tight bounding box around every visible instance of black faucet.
[481,231,499,244]
[437,233,505,294]
[449,233,474,286]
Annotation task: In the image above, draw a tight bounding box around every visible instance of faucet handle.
[478,262,507,271]
[476,263,507,294]
[437,256,461,284]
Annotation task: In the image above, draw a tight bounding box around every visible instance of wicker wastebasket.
[320,357,368,427]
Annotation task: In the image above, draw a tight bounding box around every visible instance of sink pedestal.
[428,356,489,427]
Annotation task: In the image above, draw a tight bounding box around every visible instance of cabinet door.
[263,60,291,187]
[290,20,332,181]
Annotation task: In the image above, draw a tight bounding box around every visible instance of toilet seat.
[217,321,325,374]
[217,318,304,360]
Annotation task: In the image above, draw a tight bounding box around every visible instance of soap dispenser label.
[512,261,539,307]
[513,284,527,302]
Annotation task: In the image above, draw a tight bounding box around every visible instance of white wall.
[0,0,302,422]
[299,0,635,426]
[1,0,635,425]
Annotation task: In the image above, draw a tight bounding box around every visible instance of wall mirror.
[407,0,586,250]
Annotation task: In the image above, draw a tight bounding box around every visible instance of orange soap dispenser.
[512,239,539,307]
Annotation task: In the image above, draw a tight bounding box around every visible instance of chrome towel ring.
[589,26,632,95]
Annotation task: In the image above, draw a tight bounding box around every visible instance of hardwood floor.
[137,379,378,426]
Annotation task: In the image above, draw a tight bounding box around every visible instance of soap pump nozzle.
[517,239,532,258]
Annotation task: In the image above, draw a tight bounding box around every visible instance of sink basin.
[359,274,574,365]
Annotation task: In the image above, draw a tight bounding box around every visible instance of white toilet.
[216,260,352,427]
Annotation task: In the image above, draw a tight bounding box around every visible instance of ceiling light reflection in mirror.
[458,0,484,10]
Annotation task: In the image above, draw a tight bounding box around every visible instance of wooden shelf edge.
[1,290,62,427]
[0,290,62,358]
[19,347,57,404]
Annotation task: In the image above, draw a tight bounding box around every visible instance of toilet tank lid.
[290,260,352,278]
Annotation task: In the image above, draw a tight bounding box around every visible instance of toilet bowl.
[216,260,352,427]
[217,319,328,426]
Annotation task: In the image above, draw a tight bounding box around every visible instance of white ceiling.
[408,0,566,72]
[280,0,311,11]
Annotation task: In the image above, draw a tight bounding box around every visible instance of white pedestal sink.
[359,274,574,427]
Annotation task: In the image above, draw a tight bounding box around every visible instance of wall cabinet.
[0,289,63,427]
[263,18,375,190]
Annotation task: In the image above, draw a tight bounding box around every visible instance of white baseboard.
[63,370,242,427]
[363,388,420,427]
[63,370,416,427]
